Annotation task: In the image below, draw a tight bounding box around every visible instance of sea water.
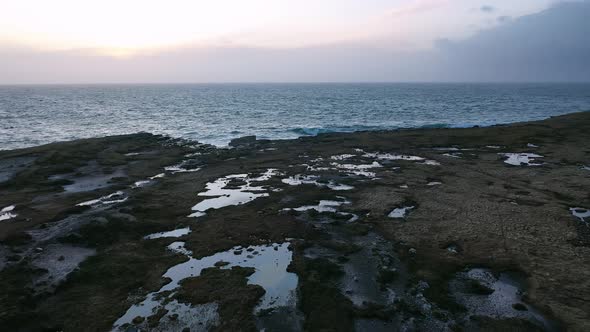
[1,83,589,150]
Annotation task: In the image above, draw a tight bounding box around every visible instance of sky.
[0,0,588,83]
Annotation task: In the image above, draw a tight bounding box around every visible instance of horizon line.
[2,81,590,86]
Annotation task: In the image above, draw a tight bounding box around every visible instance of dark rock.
[229,136,256,147]
[512,303,528,311]
[466,280,495,295]
[132,316,145,324]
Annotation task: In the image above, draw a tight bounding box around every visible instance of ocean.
[1,83,589,150]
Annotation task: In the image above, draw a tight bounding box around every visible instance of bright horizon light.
[0,0,397,55]
[0,0,558,57]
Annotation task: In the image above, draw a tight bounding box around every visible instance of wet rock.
[7,254,21,262]
[229,135,257,147]
[378,268,399,284]
[512,303,528,311]
[108,212,137,223]
[466,280,495,295]
[92,216,109,225]
[233,250,242,255]
[132,316,145,324]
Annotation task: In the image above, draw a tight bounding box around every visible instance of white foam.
[304,164,332,172]
[330,154,356,160]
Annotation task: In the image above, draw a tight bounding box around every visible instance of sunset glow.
[0,0,556,55]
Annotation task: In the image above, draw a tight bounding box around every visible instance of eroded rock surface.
[1,112,589,331]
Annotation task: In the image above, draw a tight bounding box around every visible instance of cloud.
[0,1,588,83]
[480,5,495,13]
[434,1,590,81]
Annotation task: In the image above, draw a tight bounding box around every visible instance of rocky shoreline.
[1,111,589,331]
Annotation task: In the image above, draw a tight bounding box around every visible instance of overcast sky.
[0,0,588,83]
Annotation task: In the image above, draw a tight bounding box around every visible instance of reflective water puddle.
[132,180,152,188]
[443,152,462,158]
[49,161,126,193]
[450,268,559,331]
[283,197,357,222]
[388,206,415,219]
[188,169,280,218]
[77,191,128,207]
[330,161,382,177]
[135,301,219,332]
[130,173,166,188]
[145,227,191,240]
[362,151,424,161]
[31,244,96,292]
[570,207,590,225]
[164,161,201,174]
[113,242,297,331]
[0,205,17,221]
[499,153,544,166]
[282,174,354,191]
